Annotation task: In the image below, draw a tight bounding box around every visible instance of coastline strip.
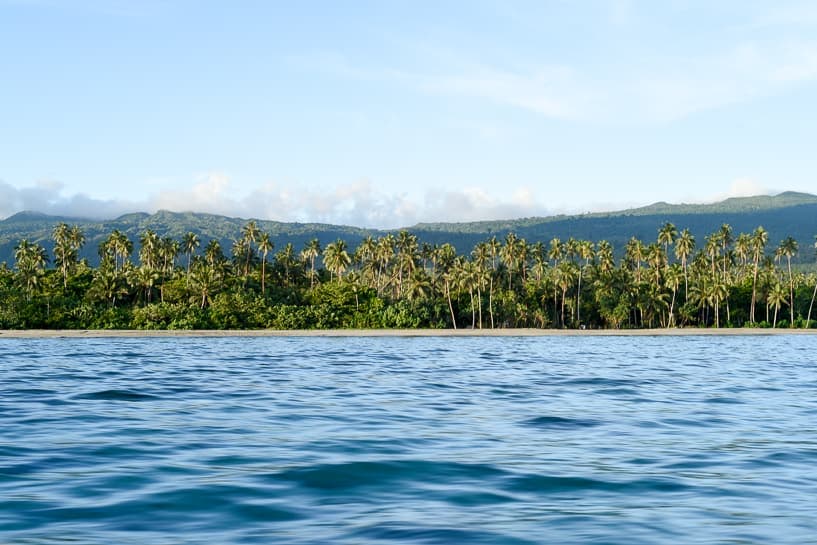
[1,328,815,338]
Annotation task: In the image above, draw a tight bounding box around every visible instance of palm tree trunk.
[477,287,483,329]
[489,277,494,329]
[807,280,817,328]
[668,287,676,328]
[560,287,567,328]
[576,269,582,326]
[788,258,794,326]
[445,280,457,329]
[750,257,759,323]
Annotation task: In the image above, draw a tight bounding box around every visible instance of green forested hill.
[2,192,817,266]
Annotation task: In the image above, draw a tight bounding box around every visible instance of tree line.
[1,220,816,330]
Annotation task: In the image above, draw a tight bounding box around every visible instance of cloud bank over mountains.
[0,175,553,228]
[0,173,783,229]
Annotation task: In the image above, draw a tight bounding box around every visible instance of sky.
[2,0,817,228]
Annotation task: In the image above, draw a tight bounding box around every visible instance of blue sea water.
[1,334,816,544]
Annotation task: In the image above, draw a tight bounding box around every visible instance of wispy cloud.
[298,12,817,124]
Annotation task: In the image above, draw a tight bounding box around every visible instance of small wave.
[73,389,160,402]
[346,523,538,545]
[705,396,744,404]
[509,473,688,494]
[272,459,505,491]
[523,415,600,429]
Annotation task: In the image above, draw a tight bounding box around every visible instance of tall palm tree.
[665,264,683,327]
[807,236,817,327]
[241,221,261,277]
[276,242,296,287]
[674,229,695,301]
[657,222,678,258]
[472,242,492,329]
[258,232,274,293]
[488,237,501,328]
[139,230,160,270]
[395,231,418,298]
[375,234,395,294]
[719,224,733,281]
[750,226,768,324]
[575,240,594,326]
[552,261,576,328]
[52,223,73,288]
[182,232,200,285]
[777,236,798,326]
[301,238,322,288]
[501,232,519,290]
[205,239,224,267]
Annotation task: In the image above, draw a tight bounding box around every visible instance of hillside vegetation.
[2,192,817,330]
[2,192,817,266]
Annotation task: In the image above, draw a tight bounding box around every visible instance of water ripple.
[1,335,816,544]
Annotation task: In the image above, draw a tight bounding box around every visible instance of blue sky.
[2,0,817,227]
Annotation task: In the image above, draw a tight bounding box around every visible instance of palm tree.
[139,230,160,270]
[624,237,645,283]
[130,264,159,305]
[205,239,225,267]
[14,239,49,299]
[258,232,274,293]
[575,240,594,326]
[182,232,200,285]
[750,226,768,324]
[665,263,683,327]
[375,234,395,294]
[89,267,127,308]
[488,237,501,328]
[675,229,695,301]
[241,221,261,277]
[323,240,351,282]
[768,280,788,328]
[658,222,678,258]
[501,232,519,290]
[405,270,432,301]
[190,261,220,309]
[552,261,576,328]
[472,242,491,329]
[719,224,733,281]
[52,223,73,288]
[395,231,418,298]
[301,238,322,288]
[776,236,798,326]
[807,236,817,327]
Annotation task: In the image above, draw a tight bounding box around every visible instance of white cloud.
[0,175,553,228]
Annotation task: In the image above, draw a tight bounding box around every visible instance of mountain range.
[2,191,816,266]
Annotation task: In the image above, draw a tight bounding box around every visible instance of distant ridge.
[411,191,817,231]
[2,191,817,265]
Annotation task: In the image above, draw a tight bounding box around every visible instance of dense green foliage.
[1,218,817,330]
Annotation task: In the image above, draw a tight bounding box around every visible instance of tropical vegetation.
[1,219,817,330]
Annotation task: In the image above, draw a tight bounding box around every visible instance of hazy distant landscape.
[3,191,816,267]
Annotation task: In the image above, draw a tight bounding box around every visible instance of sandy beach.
[0,328,815,338]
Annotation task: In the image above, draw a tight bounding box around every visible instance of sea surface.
[1,334,816,544]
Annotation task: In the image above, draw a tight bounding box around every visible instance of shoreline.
[1,328,815,338]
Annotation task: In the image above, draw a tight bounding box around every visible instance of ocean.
[2,335,816,544]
